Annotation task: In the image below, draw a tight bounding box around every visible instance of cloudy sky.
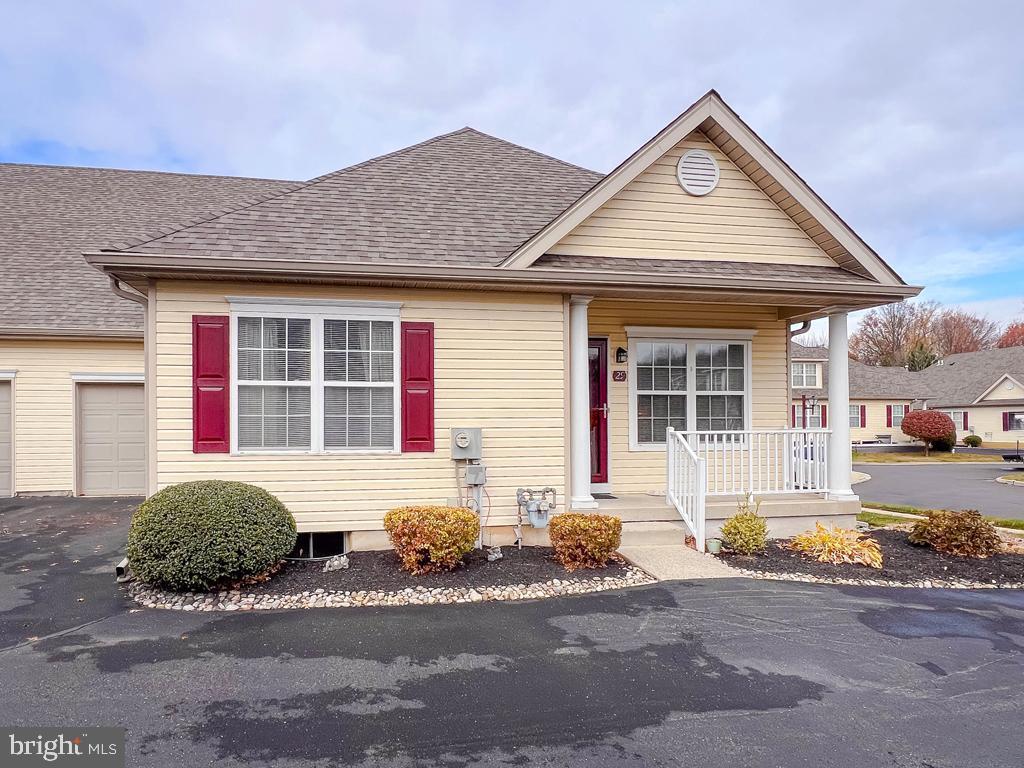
[1,1,1021,329]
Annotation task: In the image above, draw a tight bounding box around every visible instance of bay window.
[630,337,750,448]
[231,300,401,453]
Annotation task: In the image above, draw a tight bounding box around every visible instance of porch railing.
[666,428,706,551]
[665,427,831,548]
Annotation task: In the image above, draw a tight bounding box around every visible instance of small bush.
[789,523,883,568]
[720,497,768,555]
[127,480,297,592]
[963,435,983,447]
[908,509,1001,558]
[931,430,957,452]
[384,505,479,574]
[548,513,622,571]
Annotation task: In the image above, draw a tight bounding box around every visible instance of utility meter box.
[450,427,483,460]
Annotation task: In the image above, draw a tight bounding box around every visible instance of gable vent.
[676,149,720,196]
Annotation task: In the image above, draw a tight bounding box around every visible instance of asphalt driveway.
[856,462,1024,518]
[2,497,1024,767]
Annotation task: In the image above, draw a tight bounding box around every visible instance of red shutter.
[1004,412,1012,431]
[860,405,867,428]
[192,315,230,453]
[791,404,797,427]
[401,322,434,452]
[962,412,969,430]
[820,404,828,428]
[886,405,893,427]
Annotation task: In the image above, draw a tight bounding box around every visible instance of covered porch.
[567,295,858,549]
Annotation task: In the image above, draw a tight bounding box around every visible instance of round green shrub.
[720,507,768,555]
[127,480,297,591]
[963,435,983,447]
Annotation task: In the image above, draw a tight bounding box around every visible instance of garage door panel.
[0,382,10,496]
[78,383,145,496]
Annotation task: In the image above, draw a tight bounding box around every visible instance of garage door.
[0,382,11,496]
[77,383,145,496]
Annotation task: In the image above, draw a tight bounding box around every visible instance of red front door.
[589,339,608,484]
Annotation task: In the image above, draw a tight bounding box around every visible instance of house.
[6,91,922,550]
[917,347,1024,447]
[790,341,933,444]
[0,164,295,496]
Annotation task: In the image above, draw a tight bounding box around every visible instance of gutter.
[84,251,923,301]
[109,276,148,307]
[0,326,143,341]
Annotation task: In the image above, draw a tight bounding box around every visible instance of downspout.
[109,276,148,306]
[788,321,811,338]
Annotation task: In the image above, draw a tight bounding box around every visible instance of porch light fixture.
[616,346,628,364]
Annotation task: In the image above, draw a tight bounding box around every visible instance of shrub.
[127,480,297,592]
[720,497,768,555]
[548,513,622,571]
[900,409,957,456]
[789,523,883,568]
[931,430,957,452]
[963,435,983,447]
[384,505,479,574]
[908,509,1001,558]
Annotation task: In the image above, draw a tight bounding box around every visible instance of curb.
[995,475,1024,487]
[860,507,1024,537]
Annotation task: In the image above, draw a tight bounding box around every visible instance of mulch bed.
[246,546,627,595]
[719,529,1024,586]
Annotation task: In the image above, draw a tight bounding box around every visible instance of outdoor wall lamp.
[616,346,628,364]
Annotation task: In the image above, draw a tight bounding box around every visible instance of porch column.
[569,295,598,510]
[827,312,855,498]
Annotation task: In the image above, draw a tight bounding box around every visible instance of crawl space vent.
[676,149,720,196]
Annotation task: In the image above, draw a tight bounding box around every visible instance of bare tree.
[931,309,999,355]
[849,301,936,367]
[996,320,1024,348]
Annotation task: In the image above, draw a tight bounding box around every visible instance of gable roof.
[121,128,603,267]
[502,90,905,286]
[917,346,1024,407]
[0,163,296,336]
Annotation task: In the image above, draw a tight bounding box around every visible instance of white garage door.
[77,383,145,496]
[0,382,11,496]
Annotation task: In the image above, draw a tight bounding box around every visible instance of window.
[793,404,822,429]
[791,362,819,388]
[945,410,967,429]
[849,404,861,428]
[891,403,908,427]
[1010,412,1024,431]
[630,338,749,448]
[232,303,400,453]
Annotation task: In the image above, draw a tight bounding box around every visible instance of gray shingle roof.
[533,254,874,283]
[790,342,934,400]
[126,128,603,267]
[916,347,1024,407]
[0,164,296,334]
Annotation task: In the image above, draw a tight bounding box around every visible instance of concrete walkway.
[619,543,736,580]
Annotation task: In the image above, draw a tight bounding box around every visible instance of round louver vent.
[676,149,720,196]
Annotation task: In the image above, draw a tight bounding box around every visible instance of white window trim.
[625,326,757,340]
[628,337,753,451]
[794,403,823,429]
[1009,411,1024,432]
[229,303,402,456]
[70,372,145,383]
[791,362,820,389]
[848,403,861,428]
[890,403,908,427]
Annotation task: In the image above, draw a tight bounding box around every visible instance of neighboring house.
[77,91,919,549]
[790,342,932,444]
[917,347,1024,447]
[0,164,296,496]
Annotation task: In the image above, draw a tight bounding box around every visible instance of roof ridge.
[0,161,298,185]
[454,127,602,177]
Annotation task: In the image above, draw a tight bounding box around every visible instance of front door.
[589,339,609,485]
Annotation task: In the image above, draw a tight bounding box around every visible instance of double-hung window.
[791,362,819,388]
[849,404,861,428]
[944,410,967,429]
[793,404,822,429]
[630,337,750,448]
[232,301,400,453]
[890,403,908,428]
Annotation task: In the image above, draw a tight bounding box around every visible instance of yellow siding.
[548,130,838,267]
[591,300,789,495]
[153,281,566,532]
[962,406,1024,447]
[0,339,144,493]
[796,400,917,444]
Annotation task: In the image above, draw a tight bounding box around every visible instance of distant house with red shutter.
[791,341,1024,448]
[16,91,928,549]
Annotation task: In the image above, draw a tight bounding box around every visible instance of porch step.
[619,520,690,547]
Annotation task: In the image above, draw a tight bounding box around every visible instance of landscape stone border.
[725,565,1024,590]
[127,563,657,611]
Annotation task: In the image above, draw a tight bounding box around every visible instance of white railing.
[666,428,707,552]
[666,428,831,550]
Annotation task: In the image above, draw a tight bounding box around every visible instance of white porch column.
[827,312,855,499]
[569,295,598,510]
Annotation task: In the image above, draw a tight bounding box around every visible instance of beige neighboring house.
[79,91,921,550]
[790,342,932,444]
[0,164,295,496]
[917,347,1024,448]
